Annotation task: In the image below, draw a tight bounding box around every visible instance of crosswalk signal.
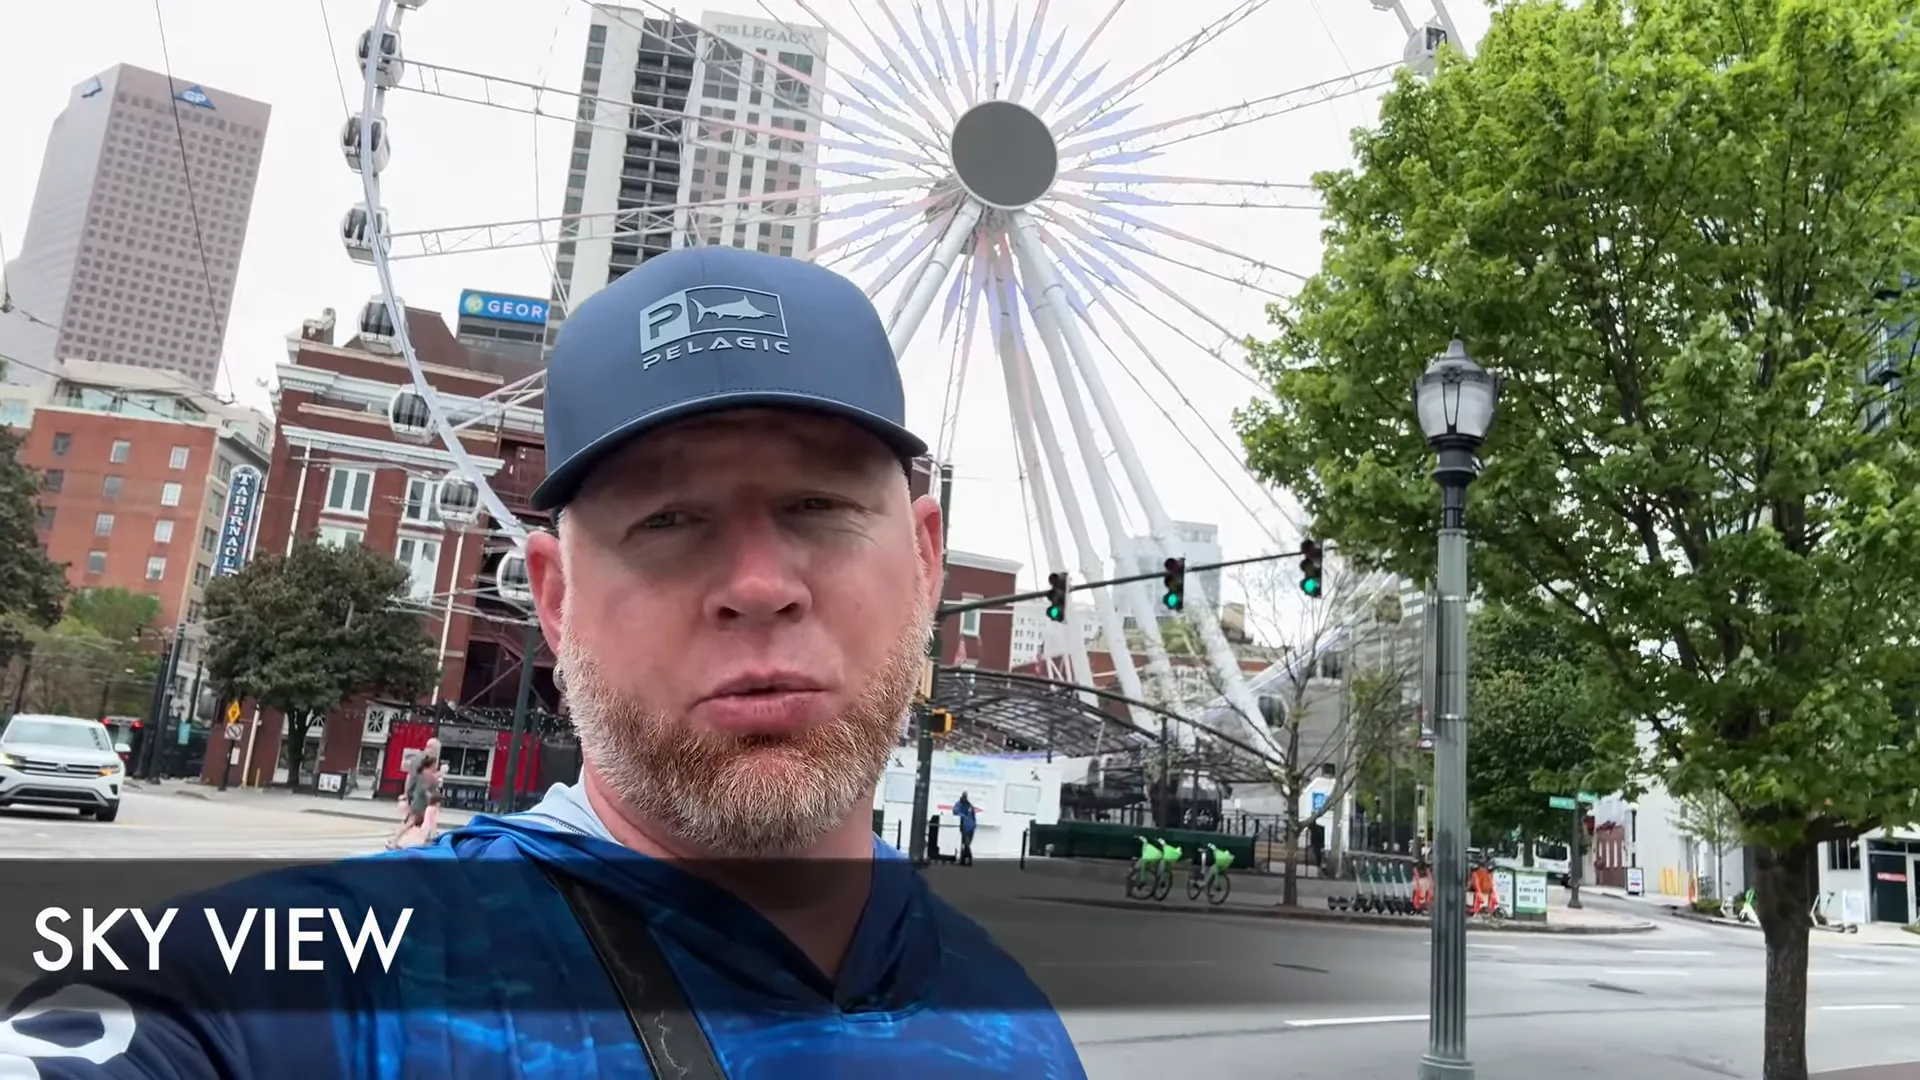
[1045,572,1069,623]
[1162,557,1186,612]
[929,708,954,737]
[1299,539,1323,599]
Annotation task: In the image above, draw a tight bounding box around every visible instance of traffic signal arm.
[933,547,1315,619]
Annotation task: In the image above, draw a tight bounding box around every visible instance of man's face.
[525,409,941,857]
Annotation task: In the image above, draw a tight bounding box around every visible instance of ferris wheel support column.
[1009,212,1279,759]
[429,528,467,707]
[1007,234,1184,713]
[888,200,985,358]
[997,321,1142,715]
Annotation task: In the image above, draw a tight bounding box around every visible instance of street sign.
[1548,795,1578,810]
[225,701,242,724]
[223,722,243,742]
[1626,867,1645,896]
[1577,791,1599,804]
[1311,791,1328,815]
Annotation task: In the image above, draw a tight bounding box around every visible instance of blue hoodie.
[1,792,1085,1079]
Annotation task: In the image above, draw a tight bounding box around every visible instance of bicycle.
[1125,836,1180,901]
[1185,843,1234,905]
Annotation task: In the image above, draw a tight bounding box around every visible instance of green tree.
[67,587,161,645]
[1234,1,1919,1076]
[202,539,438,789]
[1674,788,1746,900]
[1467,602,1635,850]
[0,426,71,687]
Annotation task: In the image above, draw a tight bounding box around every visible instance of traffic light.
[1045,572,1069,622]
[1162,557,1186,612]
[1299,539,1323,598]
[929,708,954,736]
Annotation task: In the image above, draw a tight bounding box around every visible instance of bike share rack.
[1123,837,1235,907]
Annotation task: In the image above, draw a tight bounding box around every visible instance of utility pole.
[139,629,182,779]
[906,462,954,866]
[500,619,540,814]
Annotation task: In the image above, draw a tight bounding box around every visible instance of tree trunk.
[285,714,308,790]
[1754,841,1814,1080]
[1280,782,1300,906]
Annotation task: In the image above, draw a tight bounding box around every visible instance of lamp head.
[1412,339,1501,450]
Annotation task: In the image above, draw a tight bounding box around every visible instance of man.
[1,248,1086,1078]
[955,793,978,867]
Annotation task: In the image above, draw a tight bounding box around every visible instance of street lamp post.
[1412,339,1501,1080]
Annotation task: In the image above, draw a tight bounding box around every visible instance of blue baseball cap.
[531,247,927,511]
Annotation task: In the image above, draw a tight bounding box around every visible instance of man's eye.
[638,511,683,530]
[795,497,840,512]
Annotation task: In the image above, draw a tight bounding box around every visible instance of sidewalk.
[141,779,479,828]
[1586,884,1920,946]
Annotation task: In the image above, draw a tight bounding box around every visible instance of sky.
[1,0,1492,610]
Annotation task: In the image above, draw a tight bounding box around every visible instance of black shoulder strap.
[539,863,728,1079]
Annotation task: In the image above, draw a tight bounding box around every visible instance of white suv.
[0,714,128,822]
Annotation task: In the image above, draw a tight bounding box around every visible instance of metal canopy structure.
[928,667,1282,784]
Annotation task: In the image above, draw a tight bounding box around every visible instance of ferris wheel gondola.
[435,472,481,526]
[357,27,404,89]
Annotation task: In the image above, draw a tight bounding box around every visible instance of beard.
[558,582,930,858]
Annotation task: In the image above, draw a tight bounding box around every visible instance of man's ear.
[912,493,944,617]
[525,526,566,658]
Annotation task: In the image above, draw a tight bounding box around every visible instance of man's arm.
[2,983,224,1079]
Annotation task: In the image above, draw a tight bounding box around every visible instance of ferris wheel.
[340,0,1465,760]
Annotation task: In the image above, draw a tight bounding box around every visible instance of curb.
[1027,895,1659,934]
[1665,907,1760,932]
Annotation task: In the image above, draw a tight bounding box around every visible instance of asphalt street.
[3,792,1917,1079]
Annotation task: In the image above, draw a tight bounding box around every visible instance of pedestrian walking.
[14,246,1088,1078]
[385,738,440,850]
[955,792,978,866]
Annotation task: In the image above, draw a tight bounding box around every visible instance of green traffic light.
[1047,604,1063,620]
[1163,593,1181,610]
[1302,577,1321,597]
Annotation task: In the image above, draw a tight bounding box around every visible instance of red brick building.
[7,360,273,718]
[199,308,556,797]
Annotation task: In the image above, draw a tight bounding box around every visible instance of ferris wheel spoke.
[1059,63,1399,164]
[1047,193,1307,289]
[743,0,950,144]
[872,2,962,122]
[929,0,979,108]
[983,0,1002,98]
[1029,0,1126,116]
[1037,213,1256,357]
[1055,0,1270,137]
[846,3,962,131]
[812,191,959,262]
[1003,0,1050,103]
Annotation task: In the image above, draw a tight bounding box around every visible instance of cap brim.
[529,391,929,512]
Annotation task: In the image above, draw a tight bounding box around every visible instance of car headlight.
[0,752,19,768]
[99,762,123,776]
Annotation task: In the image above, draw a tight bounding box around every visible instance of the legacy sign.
[214,466,262,578]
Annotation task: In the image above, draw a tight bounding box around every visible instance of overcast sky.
[2,0,1491,607]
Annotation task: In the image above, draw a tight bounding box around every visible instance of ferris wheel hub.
[949,101,1058,211]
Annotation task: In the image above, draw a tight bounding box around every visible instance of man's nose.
[706,514,810,624]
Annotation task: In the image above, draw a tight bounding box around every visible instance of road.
[3,793,1917,1079]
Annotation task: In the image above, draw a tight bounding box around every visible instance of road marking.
[1602,969,1689,977]
[1285,1014,1427,1029]
[1468,943,1517,950]
[1633,949,1712,957]
[1819,1004,1906,1012]
[1839,954,1902,963]
[1811,970,1884,978]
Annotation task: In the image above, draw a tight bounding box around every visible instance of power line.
[150,0,241,405]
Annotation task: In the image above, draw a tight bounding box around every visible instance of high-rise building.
[452,289,549,377]
[0,66,269,391]
[547,9,827,338]
[1124,521,1224,620]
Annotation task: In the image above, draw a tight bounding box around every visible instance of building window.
[102,476,123,500]
[440,744,491,779]
[87,551,107,575]
[402,477,442,526]
[193,563,210,586]
[1828,838,1862,871]
[201,526,218,553]
[187,600,203,623]
[317,524,365,549]
[94,513,115,537]
[154,519,174,543]
[42,469,63,493]
[325,467,374,516]
[960,594,983,638]
[395,535,442,601]
[110,439,131,463]
[160,481,183,507]
[145,556,167,581]
[169,445,189,469]
[51,433,70,458]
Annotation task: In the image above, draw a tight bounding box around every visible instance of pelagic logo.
[174,85,214,109]
[640,285,790,369]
